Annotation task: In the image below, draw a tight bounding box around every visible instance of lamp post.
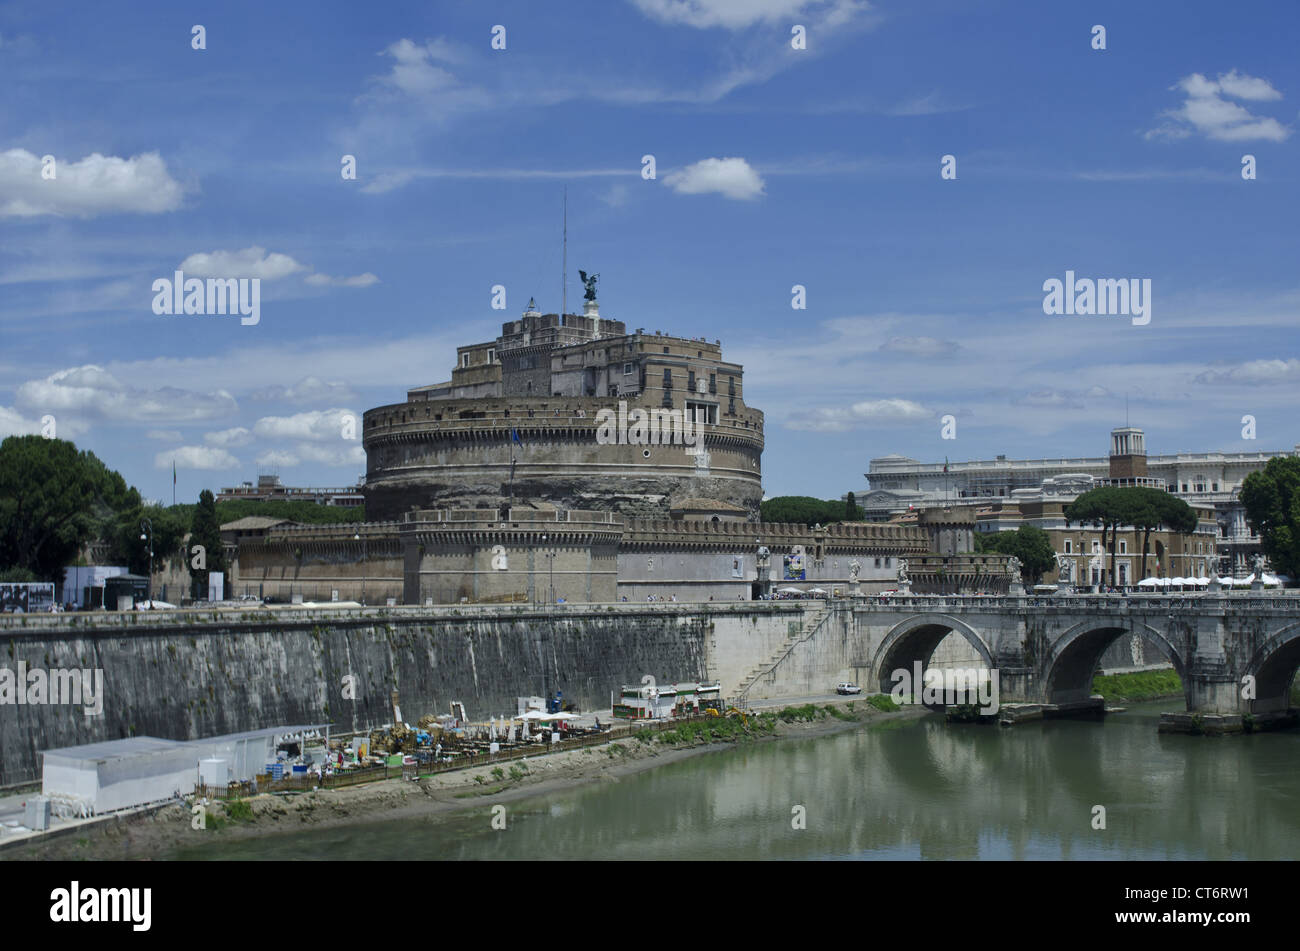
[139,518,153,604]
[353,531,367,606]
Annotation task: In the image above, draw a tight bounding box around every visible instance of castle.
[212,285,998,604]
[362,292,764,521]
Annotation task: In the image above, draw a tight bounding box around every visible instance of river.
[171,702,1300,860]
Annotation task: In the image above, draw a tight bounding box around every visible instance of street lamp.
[353,532,367,606]
[139,518,153,603]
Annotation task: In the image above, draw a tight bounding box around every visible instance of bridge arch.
[1040,620,1189,708]
[1243,620,1300,715]
[871,614,996,697]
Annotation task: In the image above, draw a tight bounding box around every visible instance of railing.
[853,592,1300,612]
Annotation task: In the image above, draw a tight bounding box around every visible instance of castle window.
[487,348,495,363]
[461,354,469,368]
[663,346,669,353]
[709,373,716,394]
[624,363,633,375]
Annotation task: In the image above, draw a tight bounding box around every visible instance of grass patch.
[777,704,824,723]
[865,694,901,713]
[223,798,254,823]
[658,715,776,745]
[1091,669,1182,702]
[823,704,852,720]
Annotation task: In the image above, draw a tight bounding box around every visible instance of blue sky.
[2,0,1298,504]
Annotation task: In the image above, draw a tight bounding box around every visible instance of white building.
[860,427,1293,577]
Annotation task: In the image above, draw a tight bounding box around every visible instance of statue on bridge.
[848,560,861,582]
[897,559,910,587]
[1007,555,1023,580]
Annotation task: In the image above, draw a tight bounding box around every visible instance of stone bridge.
[748,594,1300,732]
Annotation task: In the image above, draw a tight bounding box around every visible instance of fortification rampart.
[362,395,764,521]
[0,602,812,786]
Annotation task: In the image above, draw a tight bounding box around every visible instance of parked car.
[836,682,862,695]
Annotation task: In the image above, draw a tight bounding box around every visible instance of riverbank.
[1091,668,1183,703]
[9,699,925,861]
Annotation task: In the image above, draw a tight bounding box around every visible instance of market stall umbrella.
[777,587,804,594]
[1137,578,1161,587]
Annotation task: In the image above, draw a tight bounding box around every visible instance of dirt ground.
[8,699,925,861]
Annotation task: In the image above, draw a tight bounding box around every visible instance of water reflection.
[173,705,1300,861]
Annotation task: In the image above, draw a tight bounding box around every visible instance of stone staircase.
[733,603,832,702]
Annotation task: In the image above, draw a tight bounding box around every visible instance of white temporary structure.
[42,737,196,814]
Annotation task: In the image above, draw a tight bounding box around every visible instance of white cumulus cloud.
[157,446,240,470]
[0,149,185,218]
[16,365,237,423]
[786,398,931,432]
[179,246,307,281]
[1147,70,1289,143]
[630,0,868,30]
[253,408,358,442]
[255,449,300,467]
[1195,358,1300,385]
[664,157,765,200]
[204,426,253,448]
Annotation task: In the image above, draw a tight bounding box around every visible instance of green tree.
[189,489,226,599]
[846,492,859,521]
[1065,486,1130,587]
[975,525,1057,584]
[1065,486,1198,585]
[105,504,190,577]
[0,436,135,580]
[1240,457,1300,580]
[761,496,855,526]
[1124,487,1197,579]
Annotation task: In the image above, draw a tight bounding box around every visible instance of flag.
[511,428,521,445]
[943,457,949,473]
[173,459,177,485]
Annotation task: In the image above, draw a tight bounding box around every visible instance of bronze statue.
[578,270,599,302]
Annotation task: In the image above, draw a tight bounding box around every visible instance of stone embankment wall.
[0,602,808,786]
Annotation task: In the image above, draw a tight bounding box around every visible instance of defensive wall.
[0,601,812,786]
[224,510,944,606]
[361,397,765,521]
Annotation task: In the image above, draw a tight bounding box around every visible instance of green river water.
[172,702,1300,860]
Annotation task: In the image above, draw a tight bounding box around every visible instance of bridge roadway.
[782,593,1300,732]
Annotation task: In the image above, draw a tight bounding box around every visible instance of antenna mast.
[561,187,567,319]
